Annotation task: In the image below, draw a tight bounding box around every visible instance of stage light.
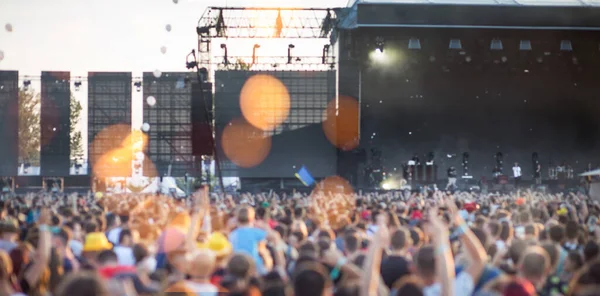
[375,36,385,53]
[74,81,82,91]
[288,44,295,64]
[322,44,330,64]
[408,38,421,50]
[520,40,532,51]
[252,44,260,64]
[490,39,503,50]
[560,40,573,51]
[449,39,462,50]
[134,81,142,92]
[220,43,229,65]
[23,80,31,90]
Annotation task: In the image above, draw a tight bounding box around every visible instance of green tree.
[18,88,41,166]
[70,95,84,163]
[234,58,251,70]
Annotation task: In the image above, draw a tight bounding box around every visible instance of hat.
[261,202,270,208]
[196,232,232,258]
[557,208,568,216]
[515,198,526,206]
[83,232,113,252]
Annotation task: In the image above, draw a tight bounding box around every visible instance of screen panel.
[0,71,19,176]
[214,70,337,178]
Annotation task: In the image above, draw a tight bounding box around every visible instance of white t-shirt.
[69,240,83,257]
[183,282,219,296]
[113,246,136,266]
[107,227,122,245]
[423,271,474,296]
[513,166,522,178]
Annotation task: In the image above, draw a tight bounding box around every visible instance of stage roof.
[338,0,600,29]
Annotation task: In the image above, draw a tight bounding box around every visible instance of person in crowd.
[113,229,135,266]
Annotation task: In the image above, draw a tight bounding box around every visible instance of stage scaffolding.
[142,72,194,177]
[87,72,132,177]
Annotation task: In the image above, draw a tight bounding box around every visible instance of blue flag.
[295,166,315,186]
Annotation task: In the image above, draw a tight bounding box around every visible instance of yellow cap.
[83,232,112,252]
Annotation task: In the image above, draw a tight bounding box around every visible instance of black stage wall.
[88,72,132,176]
[40,71,71,176]
[143,72,194,176]
[349,28,600,180]
[0,71,19,176]
[214,70,337,178]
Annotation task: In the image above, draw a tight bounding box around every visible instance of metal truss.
[87,72,132,176]
[142,72,194,177]
[213,56,336,71]
[197,7,337,76]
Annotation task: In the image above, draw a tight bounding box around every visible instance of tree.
[234,58,251,70]
[18,88,40,166]
[70,95,84,163]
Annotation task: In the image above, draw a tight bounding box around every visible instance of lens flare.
[93,147,133,178]
[123,129,148,152]
[240,74,290,131]
[221,118,271,168]
[89,124,131,167]
[322,96,360,151]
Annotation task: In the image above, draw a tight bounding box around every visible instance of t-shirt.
[69,240,83,257]
[513,166,522,178]
[538,275,569,296]
[380,255,411,289]
[229,226,267,273]
[0,240,17,253]
[107,227,122,245]
[423,271,474,296]
[183,281,219,296]
[114,246,136,266]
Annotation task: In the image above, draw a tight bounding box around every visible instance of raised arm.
[360,215,389,296]
[24,208,52,287]
[427,207,454,296]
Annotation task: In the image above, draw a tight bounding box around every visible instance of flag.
[295,166,315,187]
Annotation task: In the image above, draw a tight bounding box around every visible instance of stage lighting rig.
[23,80,31,90]
[322,44,330,64]
[288,44,295,64]
[252,44,260,64]
[220,43,229,65]
[74,80,82,91]
[134,81,142,92]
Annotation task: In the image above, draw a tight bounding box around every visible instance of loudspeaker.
[40,72,71,176]
[191,82,213,156]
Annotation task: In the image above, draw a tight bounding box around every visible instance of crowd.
[0,187,599,296]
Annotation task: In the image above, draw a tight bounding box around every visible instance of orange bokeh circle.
[240,74,290,131]
[322,96,360,151]
[89,124,131,166]
[312,175,354,196]
[221,118,272,168]
[93,147,133,178]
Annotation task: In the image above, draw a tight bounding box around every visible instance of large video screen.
[214,70,337,178]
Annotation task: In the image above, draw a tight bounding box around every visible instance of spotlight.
[288,44,295,64]
[408,38,421,50]
[134,81,142,92]
[560,40,573,51]
[74,81,82,91]
[449,39,462,50]
[252,44,260,64]
[490,39,503,50]
[322,44,330,64]
[220,43,229,65]
[23,80,31,90]
[519,40,532,51]
[375,36,384,54]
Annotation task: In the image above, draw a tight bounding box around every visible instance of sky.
[0,0,347,163]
